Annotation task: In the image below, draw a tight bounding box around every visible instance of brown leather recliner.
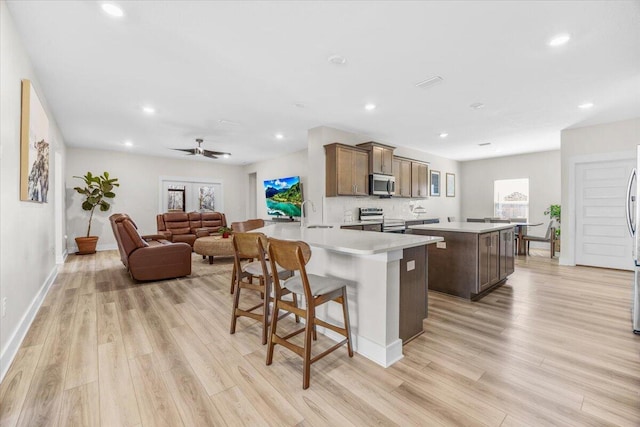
[156,211,227,247]
[110,213,192,281]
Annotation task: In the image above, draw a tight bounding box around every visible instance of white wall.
[560,118,640,265]
[0,1,66,380]
[243,149,308,221]
[307,126,462,224]
[460,150,561,240]
[66,148,246,251]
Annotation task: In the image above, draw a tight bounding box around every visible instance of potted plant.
[73,171,119,254]
[219,226,233,239]
[544,204,561,252]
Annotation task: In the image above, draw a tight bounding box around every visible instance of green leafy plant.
[73,171,119,237]
[544,204,561,237]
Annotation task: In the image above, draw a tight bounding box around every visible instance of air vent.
[478,142,491,146]
[415,76,443,89]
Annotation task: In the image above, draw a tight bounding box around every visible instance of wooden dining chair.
[266,238,353,389]
[231,218,265,233]
[230,232,298,345]
[522,221,556,258]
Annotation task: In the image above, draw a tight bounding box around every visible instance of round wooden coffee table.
[194,235,234,264]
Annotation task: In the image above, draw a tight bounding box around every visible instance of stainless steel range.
[359,207,406,233]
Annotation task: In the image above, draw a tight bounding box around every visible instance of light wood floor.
[1,249,639,426]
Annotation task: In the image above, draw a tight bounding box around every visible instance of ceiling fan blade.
[202,152,219,159]
[172,148,196,153]
[203,149,228,157]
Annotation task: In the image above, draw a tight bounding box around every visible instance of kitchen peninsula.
[256,223,443,367]
[409,222,516,299]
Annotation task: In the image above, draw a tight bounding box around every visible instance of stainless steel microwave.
[369,174,396,196]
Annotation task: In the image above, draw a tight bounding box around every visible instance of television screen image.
[264,175,302,217]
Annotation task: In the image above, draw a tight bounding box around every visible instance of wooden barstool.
[266,237,353,389]
[230,232,298,345]
[228,219,266,293]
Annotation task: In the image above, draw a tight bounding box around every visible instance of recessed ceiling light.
[101,3,124,17]
[478,142,491,147]
[439,133,449,139]
[416,76,444,89]
[548,33,571,47]
[470,102,485,110]
[218,119,240,126]
[142,106,155,114]
[275,133,284,140]
[364,103,376,111]
[123,141,133,147]
[223,154,230,159]
[578,102,594,109]
[328,55,347,65]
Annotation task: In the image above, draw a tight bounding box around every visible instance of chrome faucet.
[300,199,316,228]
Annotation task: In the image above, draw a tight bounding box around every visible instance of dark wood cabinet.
[393,157,412,198]
[499,228,515,280]
[357,142,394,175]
[478,231,499,293]
[413,226,515,299]
[341,224,382,232]
[411,162,428,198]
[362,223,382,232]
[325,143,369,196]
[399,245,428,343]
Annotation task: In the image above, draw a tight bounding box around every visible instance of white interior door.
[575,159,634,270]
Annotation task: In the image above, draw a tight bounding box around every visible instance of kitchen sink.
[306,224,333,229]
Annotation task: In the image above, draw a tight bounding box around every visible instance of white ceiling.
[6,1,640,165]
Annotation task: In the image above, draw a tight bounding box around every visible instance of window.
[494,178,529,219]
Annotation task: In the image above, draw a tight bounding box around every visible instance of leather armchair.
[110,213,192,281]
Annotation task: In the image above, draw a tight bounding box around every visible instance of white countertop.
[255,223,443,255]
[408,221,515,234]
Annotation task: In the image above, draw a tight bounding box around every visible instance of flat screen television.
[264,175,302,218]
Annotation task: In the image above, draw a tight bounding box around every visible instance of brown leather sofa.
[156,211,227,247]
[110,213,192,281]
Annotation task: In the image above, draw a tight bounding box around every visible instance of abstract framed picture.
[430,170,441,197]
[167,188,185,211]
[446,173,456,197]
[199,186,215,211]
[20,79,50,203]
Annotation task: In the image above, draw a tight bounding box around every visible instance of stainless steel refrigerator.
[625,146,640,334]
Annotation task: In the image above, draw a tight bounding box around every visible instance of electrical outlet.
[1,297,6,317]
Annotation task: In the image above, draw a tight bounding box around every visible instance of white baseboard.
[68,243,117,254]
[319,325,404,368]
[56,248,68,265]
[0,265,58,382]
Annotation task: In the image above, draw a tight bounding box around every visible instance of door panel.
[576,159,634,270]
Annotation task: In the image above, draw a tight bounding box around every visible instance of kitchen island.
[409,222,516,300]
[255,223,443,367]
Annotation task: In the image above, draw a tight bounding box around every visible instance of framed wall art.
[446,173,456,197]
[20,79,50,203]
[167,188,185,211]
[430,170,441,197]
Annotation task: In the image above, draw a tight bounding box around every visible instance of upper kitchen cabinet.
[325,143,369,196]
[393,156,412,198]
[356,142,395,175]
[411,161,429,198]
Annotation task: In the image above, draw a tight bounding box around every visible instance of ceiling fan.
[172,138,230,159]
